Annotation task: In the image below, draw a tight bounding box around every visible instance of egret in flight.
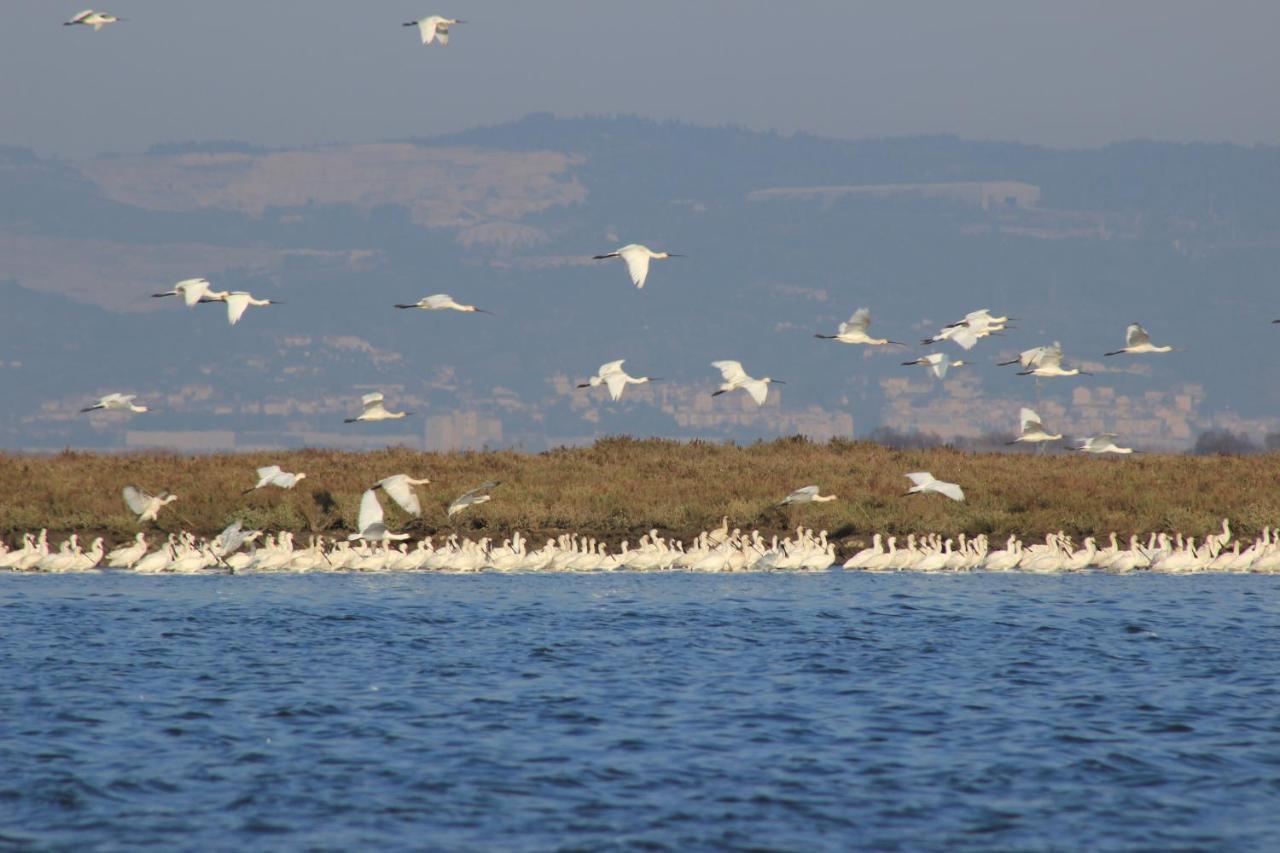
[577,359,660,401]
[403,15,464,45]
[349,489,411,542]
[244,466,307,494]
[65,10,122,30]
[710,360,782,406]
[901,352,965,379]
[1078,434,1135,454]
[345,392,411,423]
[814,308,905,346]
[123,486,177,523]
[1007,407,1062,445]
[904,472,965,502]
[448,482,499,517]
[1104,323,1175,356]
[1017,342,1089,377]
[372,474,432,517]
[394,294,491,313]
[207,291,281,326]
[779,486,838,506]
[592,244,682,289]
[152,278,225,307]
[81,393,147,414]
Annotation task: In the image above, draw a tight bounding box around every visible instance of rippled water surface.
[4,573,1280,850]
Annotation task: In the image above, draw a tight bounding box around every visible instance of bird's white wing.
[711,360,747,383]
[1019,407,1042,433]
[68,10,94,24]
[423,294,451,309]
[935,481,965,501]
[744,380,768,406]
[357,489,384,532]
[1126,324,1150,347]
[1038,343,1063,368]
[224,292,250,326]
[122,486,152,516]
[598,359,626,375]
[620,249,651,288]
[436,25,450,46]
[788,486,819,501]
[256,465,282,480]
[604,373,628,401]
[843,308,871,334]
[905,472,933,488]
[382,477,422,517]
[1021,346,1048,367]
[950,326,979,350]
[417,19,437,44]
[361,392,384,409]
[179,280,208,307]
[929,359,950,379]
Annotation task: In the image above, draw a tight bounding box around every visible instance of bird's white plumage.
[594,244,677,289]
[348,392,409,422]
[710,360,776,405]
[220,291,275,326]
[250,466,306,490]
[905,472,965,502]
[357,488,384,532]
[376,474,430,516]
[1126,324,1151,347]
[1079,433,1134,454]
[83,393,148,414]
[448,482,498,517]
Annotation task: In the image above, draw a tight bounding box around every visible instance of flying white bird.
[779,486,838,506]
[348,488,411,542]
[152,277,226,307]
[81,393,147,414]
[344,392,411,423]
[1105,323,1175,356]
[403,15,464,45]
[122,486,177,523]
[577,359,660,401]
[65,10,122,30]
[904,472,965,502]
[901,352,965,379]
[998,345,1050,369]
[710,360,782,406]
[372,474,432,517]
[814,308,905,346]
[448,481,499,517]
[1017,342,1089,377]
[1007,407,1062,445]
[208,291,281,326]
[923,309,1011,350]
[1078,434,1135,454]
[243,466,307,494]
[394,293,491,313]
[592,244,683,289]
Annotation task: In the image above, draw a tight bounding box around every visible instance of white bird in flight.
[577,360,660,401]
[243,466,307,494]
[394,294,491,313]
[814,308,905,346]
[403,15,464,45]
[1007,407,1062,445]
[710,360,782,406]
[901,352,965,379]
[123,486,178,523]
[998,345,1050,369]
[209,291,281,326]
[81,393,147,414]
[448,481,499,517]
[372,474,432,517]
[65,10,122,30]
[592,244,683,289]
[1105,323,1175,356]
[152,278,225,307]
[923,309,1011,350]
[1017,342,1089,377]
[779,485,838,506]
[904,472,965,502]
[345,392,411,423]
[348,489,411,542]
[1078,434,1135,454]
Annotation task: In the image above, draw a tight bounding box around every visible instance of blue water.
[3,574,1280,851]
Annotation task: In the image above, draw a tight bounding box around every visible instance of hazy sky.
[3,1,1278,157]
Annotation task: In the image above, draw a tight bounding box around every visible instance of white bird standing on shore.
[210,291,281,326]
[1017,342,1089,377]
[1007,407,1062,445]
[779,486,838,506]
[1078,434,1135,454]
[577,360,660,401]
[244,466,307,494]
[1105,323,1175,356]
[403,15,464,45]
[901,352,965,379]
[372,474,432,517]
[123,486,178,523]
[710,360,782,405]
[394,294,491,313]
[152,278,225,307]
[81,393,147,414]
[345,392,411,423]
[904,472,965,502]
[448,482,499,517]
[65,10,122,30]
[592,244,682,289]
[814,308,905,346]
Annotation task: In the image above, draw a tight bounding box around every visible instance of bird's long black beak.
[887,341,908,346]
[667,254,686,258]
[772,379,786,384]
[79,406,97,413]
[394,304,415,309]
[475,308,494,315]
[576,383,590,389]
[402,21,417,26]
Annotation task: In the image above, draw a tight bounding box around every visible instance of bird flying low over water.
[448,482,500,517]
[904,472,965,502]
[1007,407,1062,445]
[815,308,905,346]
[349,489,411,542]
[152,278,225,307]
[710,360,782,406]
[394,294,490,313]
[1104,323,1175,356]
[1077,433,1135,454]
[65,10,122,30]
[1016,342,1089,377]
[372,474,432,517]
[779,485,838,506]
[577,360,660,401]
[592,244,682,289]
[902,352,965,380]
[123,486,178,523]
[403,15,464,45]
[81,393,147,414]
[345,392,411,423]
[244,466,307,494]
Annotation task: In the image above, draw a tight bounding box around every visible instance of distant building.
[750,180,1041,211]
[126,430,237,452]
[426,411,504,452]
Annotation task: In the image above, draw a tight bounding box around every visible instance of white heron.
[394,294,491,313]
[710,360,782,406]
[243,466,307,494]
[448,481,499,517]
[208,291,280,326]
[1007,407,1062,445]
[345,392,411,423]
[403,15,464,45]
[1017,342,1089,377]
[372,474,432,517]
[901,352,965,379]
[81,393,147,414]
[1105,323,1175,356]
[592,244,682,289]
[1078,434,1135,454]
[152,278,225,307]
[123,486,177,523]
[904,472,965,502]
[814,308,905,346]
[577,360,660,401]
[64,10,122,30]
[348,489,411,542]
[779,486,838,506]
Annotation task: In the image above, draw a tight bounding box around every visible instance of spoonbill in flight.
[394,294,491,313]
[152,278,225,307]
[710,360,782,406]
[1007,407,1062,445]
[243,466,307,494]
[923,309,1011,350]
[814,308,905,346]
[1017,342,1089,377]
[65,10,122,30]
[81,393,147,414]
[1104,323,1175,356]
[998,345,1050,369]
[349,489,411,542]
[403,15,464,45]
[207,291,281,326]
[904,472,965,502]
[345,392,411,423]
[901,352,965,380]
[1077,434,1135,454]
[448,482,500,517]
[123,486,178,523]
[577,360,660,401]
[779,486,838,506]
[372,474,432,517]
[592,244,682,289]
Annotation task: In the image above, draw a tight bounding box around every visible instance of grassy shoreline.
[1,438,1274,552]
